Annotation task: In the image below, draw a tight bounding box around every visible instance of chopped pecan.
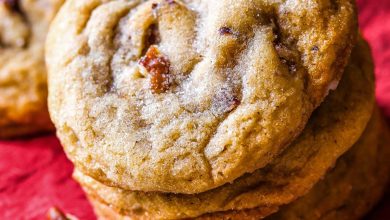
[219,27,234,36]
[139,46,171,94]
[47,207,68,220]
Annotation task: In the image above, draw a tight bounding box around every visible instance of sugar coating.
[74,39,376,219]
[47,0,357,193]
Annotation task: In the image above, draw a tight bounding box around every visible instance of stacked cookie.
[45,0,390,219]
[0,0,64,138]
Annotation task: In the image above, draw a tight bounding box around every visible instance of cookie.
[0,0,64,138]
[47,0,358,193]
[73,38,375,219]
[107,111,390,220]
[79,110,390,220]
[267,110,390,220]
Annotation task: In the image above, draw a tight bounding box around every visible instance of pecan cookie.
[47,0,358,193]
[0,0,64,138]
[82,109,390,220]
[73,38,375,219]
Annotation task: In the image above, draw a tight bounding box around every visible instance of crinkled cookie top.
[74,38,376,220]
[47,0,357,193]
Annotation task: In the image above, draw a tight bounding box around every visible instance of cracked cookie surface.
[73,38,376,219]
[0,0,64,138]
[47,0,357,193]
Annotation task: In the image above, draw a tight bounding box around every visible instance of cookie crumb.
[47,207,79,220]
[47,207,68,220]
[139,46,171,94]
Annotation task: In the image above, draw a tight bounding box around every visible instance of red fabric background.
[0,1,389,219]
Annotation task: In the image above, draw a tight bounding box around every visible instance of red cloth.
[358,0,390,119]
[0,137,95,220]
[0,1,389,219]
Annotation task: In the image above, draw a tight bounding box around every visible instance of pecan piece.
[219,27,234,35]
[139,46,171,94]
[47,207,68,220]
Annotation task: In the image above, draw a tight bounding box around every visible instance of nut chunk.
[139,46,171,94]
[47,207,68,220]
[47,207,79,220]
